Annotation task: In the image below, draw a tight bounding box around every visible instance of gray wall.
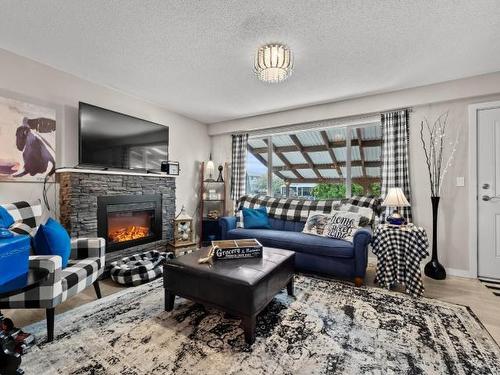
[210,74,500,277]
[0,49,210,229]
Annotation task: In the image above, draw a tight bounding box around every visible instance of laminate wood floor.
[3,263,499,345]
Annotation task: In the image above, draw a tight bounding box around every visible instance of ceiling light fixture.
[254,43,293,83]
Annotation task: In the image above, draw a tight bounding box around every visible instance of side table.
[371,223,429,297]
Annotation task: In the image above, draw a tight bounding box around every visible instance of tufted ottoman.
[163,247,295,344]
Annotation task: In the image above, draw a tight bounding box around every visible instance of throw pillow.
[302,211,331,236]
[339,203,374,226]
[323,210,363,243]
[34,218,71,268]
[0,206,14,228]
[344,195,382,216]
[242,207,272,229]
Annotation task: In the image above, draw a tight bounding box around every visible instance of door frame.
[468,100,500,279]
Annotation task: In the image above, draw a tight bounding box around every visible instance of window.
[246,123,382,199]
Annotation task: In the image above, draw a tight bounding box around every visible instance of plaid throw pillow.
[344,195,382,216]
[339,203,374,227]
[344,195,380,209]
[1,199,43,236]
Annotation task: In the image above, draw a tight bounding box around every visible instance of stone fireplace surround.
[57,169,175,264]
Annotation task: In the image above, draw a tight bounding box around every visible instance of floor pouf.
[110,250,174,287]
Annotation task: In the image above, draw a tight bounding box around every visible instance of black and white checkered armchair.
[0,200,105,342]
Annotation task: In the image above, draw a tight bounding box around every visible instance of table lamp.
[382,187,410,225]
[205,154,215,182]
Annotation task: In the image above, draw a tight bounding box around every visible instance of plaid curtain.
[230,133,249,201]
[381,110,412,222]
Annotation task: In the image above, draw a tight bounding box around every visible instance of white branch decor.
[419,111,460,197]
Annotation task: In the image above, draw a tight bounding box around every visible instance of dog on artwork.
[14,117,55,178]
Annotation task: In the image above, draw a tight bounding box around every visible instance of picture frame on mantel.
[0,95,56,182]
[161,161,180,175]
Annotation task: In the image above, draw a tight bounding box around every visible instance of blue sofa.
[219,216,372,286]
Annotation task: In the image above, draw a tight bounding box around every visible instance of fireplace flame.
[109,225,150,243]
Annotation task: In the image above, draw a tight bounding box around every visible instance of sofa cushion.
[242,207,271,229]
[227,228,354,258]
[268,217,305,232]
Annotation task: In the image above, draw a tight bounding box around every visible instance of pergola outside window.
[246,122,382,200]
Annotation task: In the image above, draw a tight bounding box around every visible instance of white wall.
[209,74,500,276]
[209,71,500,136]
[0,48,210,222]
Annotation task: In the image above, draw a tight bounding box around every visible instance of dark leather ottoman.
[163,247,295,344]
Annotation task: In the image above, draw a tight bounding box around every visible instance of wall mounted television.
[78,102,169,171]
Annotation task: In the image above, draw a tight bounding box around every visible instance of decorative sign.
[0,96,56,182]
[198,239,263,264]
[213,246,262,260]
[212,239,263,260]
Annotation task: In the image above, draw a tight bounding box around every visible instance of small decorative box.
[0,236,31,286]
[211,239,263,260]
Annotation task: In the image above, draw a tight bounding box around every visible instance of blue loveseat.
[219,215,372,286]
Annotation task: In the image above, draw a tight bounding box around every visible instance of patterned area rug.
[22,275,500,374]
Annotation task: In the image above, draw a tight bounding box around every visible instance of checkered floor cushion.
[61,257,103,301]
[110,251,173,287]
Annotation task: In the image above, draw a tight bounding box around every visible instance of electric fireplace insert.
[97,194,162,252]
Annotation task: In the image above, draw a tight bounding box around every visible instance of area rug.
[22,275,500,374]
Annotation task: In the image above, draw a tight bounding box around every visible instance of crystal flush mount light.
[254,43,293,83]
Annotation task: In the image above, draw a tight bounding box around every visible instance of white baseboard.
[446,268,476,279]
[477,276,500,283]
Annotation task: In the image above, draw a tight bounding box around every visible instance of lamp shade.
[382,188,410,207]
[206,160,215,176]
[205,154,215,181]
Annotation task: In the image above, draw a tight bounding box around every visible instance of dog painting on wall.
[0,96,56,182]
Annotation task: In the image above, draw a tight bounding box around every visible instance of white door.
[478,106,500,280]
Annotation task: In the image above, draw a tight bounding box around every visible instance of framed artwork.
[0,96,56,182]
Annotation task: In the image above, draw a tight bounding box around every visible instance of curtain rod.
[231,107,413,137]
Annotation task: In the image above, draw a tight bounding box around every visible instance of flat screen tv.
[78,102,169,171]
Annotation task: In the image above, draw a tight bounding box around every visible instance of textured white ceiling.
[1,0,499,124]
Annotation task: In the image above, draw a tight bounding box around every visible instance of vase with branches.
[420,111,460,280]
